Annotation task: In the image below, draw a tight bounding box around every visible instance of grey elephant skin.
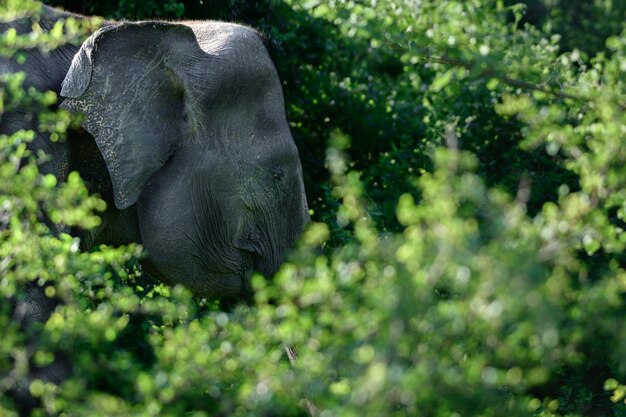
[1,5,309,412]
[1,5,309,296]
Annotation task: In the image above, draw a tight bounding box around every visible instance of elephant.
[1,5,309,413]
[1,5,309,297]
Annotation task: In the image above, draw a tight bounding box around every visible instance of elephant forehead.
[186,22,277,87]
[188,22,267,61]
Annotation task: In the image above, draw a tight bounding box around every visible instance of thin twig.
[426,53,584,102]
[388,41,586,102]
[283,344,318,417]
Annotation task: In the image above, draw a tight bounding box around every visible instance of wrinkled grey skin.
[2,5,309,296]
[62,20,309,296]
[1,5,308,413]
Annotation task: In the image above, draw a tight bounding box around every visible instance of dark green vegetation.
[1,0,625,415]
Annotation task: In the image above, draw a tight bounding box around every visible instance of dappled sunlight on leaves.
[1,0,626,416]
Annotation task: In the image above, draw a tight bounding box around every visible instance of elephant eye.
[272,167,284,181]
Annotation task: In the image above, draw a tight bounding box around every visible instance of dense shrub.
[509,0,626,58]
[1,0,625,416]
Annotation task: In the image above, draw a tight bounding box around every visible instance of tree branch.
[426,53,584,102]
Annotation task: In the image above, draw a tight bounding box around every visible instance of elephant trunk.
[239,193,309,279]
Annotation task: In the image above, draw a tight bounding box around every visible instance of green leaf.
[430,69,454,93]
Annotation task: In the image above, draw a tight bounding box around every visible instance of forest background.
[1,0,625,416]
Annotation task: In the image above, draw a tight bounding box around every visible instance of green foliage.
[236,0,586,233]
[42,0,185,19]
[509,0,626,58]
[2,0,626,416]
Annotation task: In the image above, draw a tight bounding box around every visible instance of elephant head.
[60,22,309,298]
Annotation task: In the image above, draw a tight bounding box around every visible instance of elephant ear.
[61,22,201,209]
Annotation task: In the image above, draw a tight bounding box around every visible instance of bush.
[509,0,626,58]
[2,0,625,416]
